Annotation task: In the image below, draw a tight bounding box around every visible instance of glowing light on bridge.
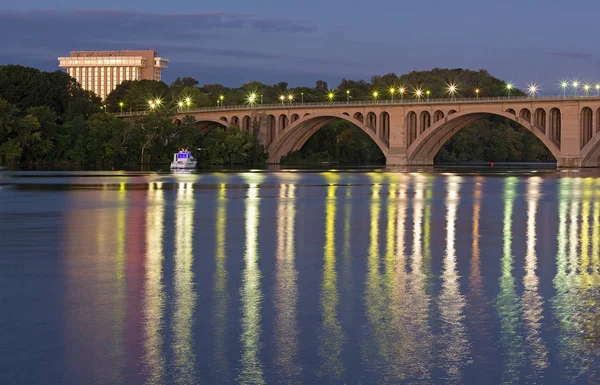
[177,101,184,109]
[447,83,458,99]
[372,90,379,100]
[248,93,258,106]
[475,88,480,99]
[426,90,431,101]
[527,84,539,97]
[185,97,192,109]
[327,91,335,103]
[398,86,406,101]
[414,88,423,99]
[118,101,124,113]
[572,81,579,97]
[278,95,285,104]
[583,84,591,96]
[505,82,514,97]
[596,84,600,96]
[389,87,395,102]
[560,81,569,97]
[148,101,156,110]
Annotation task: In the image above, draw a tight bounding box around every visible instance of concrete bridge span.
[121,97,600,167]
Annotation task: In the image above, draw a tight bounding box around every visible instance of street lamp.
[372,90,379,101]
[148,101,156,111]
[185,96,192,111]
[398,86,406,102]
[301,92,304,105]
[248,93,257,106]
[154,98,162,107]
[218,95,224,108]
[572,81,579,97]
[415,89,423,100]
[279,95,285,105]
[596,84,600,96]
[505,82,513,98]
[119,101,124,114]
[426,90,431,101]
[447,83,458,100]
[177,101,184,110]
[583,84,591,96]
[475,88,480,99]
[560,81,568,98]
[527,84,538,97]
[287,94,294,104]
[389,86,395,102]
[327,91,335,103]
[260,94,263,105]
[346,89,350,103]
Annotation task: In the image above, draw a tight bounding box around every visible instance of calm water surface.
[1,169,599,385]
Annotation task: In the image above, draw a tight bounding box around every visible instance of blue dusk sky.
[0,0,599,92]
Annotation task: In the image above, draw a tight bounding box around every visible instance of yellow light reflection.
[238,183,265,384]
[274,184,301,383]
[143,183,166,385]
[318,183,345,380]
[497,177,524,384]
[212,183,229,379]
[438,176,469,384]
[521,177,548,380]
[172,182,197,383]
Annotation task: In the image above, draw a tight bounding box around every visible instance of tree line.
[0,65,554,167]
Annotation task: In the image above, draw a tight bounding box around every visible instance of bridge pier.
[385,154,408,166]
[557,157,583,168]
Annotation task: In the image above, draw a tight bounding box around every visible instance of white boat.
[171,149,197,169]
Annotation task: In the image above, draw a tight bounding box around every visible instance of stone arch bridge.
[123,97,600,167]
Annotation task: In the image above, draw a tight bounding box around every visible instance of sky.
[1,0,599,92]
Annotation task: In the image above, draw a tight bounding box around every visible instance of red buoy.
[490,162,494,167]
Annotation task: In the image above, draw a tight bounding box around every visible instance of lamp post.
[301,92,304,105]
[119,101,124,114]
[583,84,591,97]
[505,82,513,98]
[399,87,405,102]
[447,84,457,100]
[288,94,294,104]
[346,89,350,103]
[475,88,480,100]
[389,87,395,102]
[260,94,263,105]
[279,95,285,105]
[185,97,191,111]
[372,90,379,102]
[527,84,538,97]
[596,84,600,96]
[426,90,431,101]
[560,81,568,98]
[415,89,423,100]
[327,91,334,103]
[219,95,224,108]
[177,101,184,110]
[248,93,257,106]
[572,81,579,97]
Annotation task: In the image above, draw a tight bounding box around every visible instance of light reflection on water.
[1,171,600,385]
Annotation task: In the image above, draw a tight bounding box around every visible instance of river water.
[0,169,599,385]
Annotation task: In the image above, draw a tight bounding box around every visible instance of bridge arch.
[407,111,417,146]
[433,110,444,123]
[195,117,228,134]
[366,112,377,132]
[549,108,561,145]
[380,112,390,144]
[242,115,251,131]
[581,107,593,148]
[279,114,289,132]
[420,111,431,133]
[520,108,531,122]
[231,116,240,127]
[407,109,561,165]
[354,112,364,123]
[597,108,600,133]
[534,108,546,133]
[267,112,389,163]
[266,114,276,145]
[506,108,516,115]
[291,113,300,123]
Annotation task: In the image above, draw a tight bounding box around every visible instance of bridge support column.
[386,153,408,166]
[557,157,583,168]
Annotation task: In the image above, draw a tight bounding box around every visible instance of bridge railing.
[114,94,600,117]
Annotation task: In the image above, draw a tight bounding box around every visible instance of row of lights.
[132,80,600,112]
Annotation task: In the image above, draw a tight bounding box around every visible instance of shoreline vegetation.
[0,65,554,167]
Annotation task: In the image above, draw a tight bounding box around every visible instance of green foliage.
[203,126,267,166]
[281,120,385,165]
